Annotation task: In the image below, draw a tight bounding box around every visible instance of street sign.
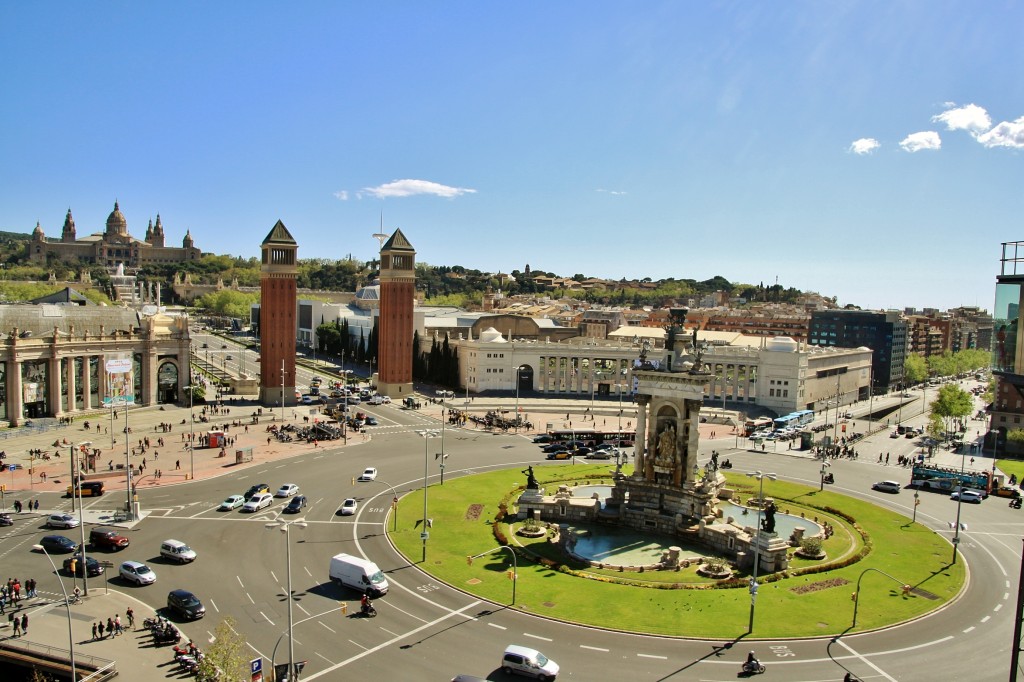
[420,532,429,540]
[251,657,263,682]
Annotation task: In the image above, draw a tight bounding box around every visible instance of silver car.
[47,513,81,529]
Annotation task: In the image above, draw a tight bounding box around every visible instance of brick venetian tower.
[377,228,415,397]
[259,220,298,408]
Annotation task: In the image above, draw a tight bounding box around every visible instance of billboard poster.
[102,353,135,407]
[23,382,41,403]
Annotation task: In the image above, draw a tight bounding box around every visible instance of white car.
[219,495,245,510]
[275,483,300,498]
[340,498,358,515]
[119,560,157,586]
[872,481,901,494]
[242,493,273,512]
[950,490,984,504]
[358,467,378,482]
[47,513,81,529]
[368,395,384,405]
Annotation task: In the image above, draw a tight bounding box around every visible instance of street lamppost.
[71,441,92,595]
[265,518,307,682]
[184,385,195,480]
[514,365,527,432]
[746,470,777,633]
[912,490,920,523]
[33,543,76,680]
[416,430,439,562]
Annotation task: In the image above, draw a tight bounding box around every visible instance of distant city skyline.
[2,2,1021,312]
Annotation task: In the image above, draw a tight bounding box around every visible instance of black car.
[167,589,206,620]
[63,555,104,577]
[284,495,308,514]
[0,513,12,526]
[532,434,553,444]
[542,443,566,453]
[40,535,78,553]
[244,484,270,501]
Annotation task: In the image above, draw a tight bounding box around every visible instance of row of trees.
[315,319,378,367]
[903,348,991,385]
[412,331,460,387]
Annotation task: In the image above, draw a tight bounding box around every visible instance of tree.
[930,384,973,437]
[904,354,929,385]
[197,617,248,682]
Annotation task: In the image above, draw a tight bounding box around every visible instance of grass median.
[388,463,965,638]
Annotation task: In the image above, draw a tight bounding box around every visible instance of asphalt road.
[4,382,1020,681]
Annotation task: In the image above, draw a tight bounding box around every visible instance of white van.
[501,645,559,680]
[160,539,197,564]
[329,553,389,597]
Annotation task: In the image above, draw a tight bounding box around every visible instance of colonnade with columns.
[706,361,757,403]
[535,354,633,395]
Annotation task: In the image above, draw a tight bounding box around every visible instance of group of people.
[12,499,39,513]
[1,577,36,613]
[91,610,131,640]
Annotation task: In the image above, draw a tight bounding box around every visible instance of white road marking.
[247,593,255,604]
[981,615,991,623]
[260,611,275,625]
[964,626,975,633]
[236,576,245,588]
[296,602,311,616]
[348,639,368,650]
[270,571,278,583]
[319,622,336,634]
[302,601,482,680]
[315,651,335,665]
[379,627,400,637]
[833,636,898,681]
[209,599,219,613]
[487,623,507,630]
[995,604,1003,612]
[580,645,609,652]
[524,633,552,642]
[304,566,312,577]
[637,653,667,660]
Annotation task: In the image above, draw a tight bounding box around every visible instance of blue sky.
[2,2,1022,311]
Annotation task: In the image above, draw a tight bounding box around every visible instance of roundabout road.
[4,397,1019,681]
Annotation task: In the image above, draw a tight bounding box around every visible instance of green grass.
[998,458,1024,483]
[390,464,965,638]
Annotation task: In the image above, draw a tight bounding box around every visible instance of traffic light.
[69,559,77,575]
[339,601,347,615]
[507,570,515,581]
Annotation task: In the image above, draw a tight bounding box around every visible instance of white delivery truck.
[329,553,389,597]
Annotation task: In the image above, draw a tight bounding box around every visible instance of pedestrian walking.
[98,620,105,639]
[106,617,114,637]
[92,622,98,640]
[175,459,180,470]
[20,613,27,635]
[12,615,21,637]
[126,607,134,629]
[114,614,122,635]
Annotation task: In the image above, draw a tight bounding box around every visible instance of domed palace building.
[29,201,202,267]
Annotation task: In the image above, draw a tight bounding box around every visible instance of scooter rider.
[360,592,372,614]
[745,650,760,671]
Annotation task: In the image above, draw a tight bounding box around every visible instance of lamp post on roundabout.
[746,470,776,633]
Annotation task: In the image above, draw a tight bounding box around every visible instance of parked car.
[39,535,78,553]
[167,589,206,620]
[358,467,378,482]
[284,495,308,513]
[90,527,130,550]
[339,498,358,515]
[275,483,300,498]
[119,560,157,585]
[220,495,245,510]
[63,555,104,577]
[46,513,80,529]
[242,493,273,512]
[872,481,901,494]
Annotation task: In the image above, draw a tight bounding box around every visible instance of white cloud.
[932,103,992,134]
[977,116,1024,149]
[899,131,941,153]
[848,138,880,155]
[333,190,349,201]
[361,179,477,199]
[596,188,628,195]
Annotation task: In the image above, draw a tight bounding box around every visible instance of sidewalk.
[0,588,193,679]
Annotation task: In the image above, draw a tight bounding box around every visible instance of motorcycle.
[742,660,766,675]
[1010,498,1022,509]
[360,603,377,618]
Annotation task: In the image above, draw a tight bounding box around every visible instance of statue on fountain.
[522,465,539,490]
[761,500,777,534]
